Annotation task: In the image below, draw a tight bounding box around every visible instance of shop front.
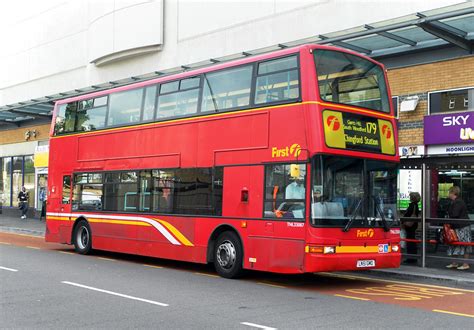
[0,141,49,216]
[399,109,474,268]
[424,112,474,219]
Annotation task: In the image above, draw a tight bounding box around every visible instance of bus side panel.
[198,111,269,167]
[136,215,206,263]
[91,221,138,255]
[221,166,264,219]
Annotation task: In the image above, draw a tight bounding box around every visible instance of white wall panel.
[87,0,115,24]
[88,0,163,64]
[113,1,163,55]
[29,32,87,81]
[88,12,115,64]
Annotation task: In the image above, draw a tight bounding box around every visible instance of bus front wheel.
[73,220,92,255]
[214,231,243,279]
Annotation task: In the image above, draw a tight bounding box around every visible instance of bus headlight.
[323,246,336,254]
[305,245,336,254]
[392,244,399,252]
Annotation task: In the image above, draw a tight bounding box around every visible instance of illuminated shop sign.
[323,110,395,155]
[427,143,474,155]
[424,112,474,145]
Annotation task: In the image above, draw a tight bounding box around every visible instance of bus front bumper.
[304,252,401,273]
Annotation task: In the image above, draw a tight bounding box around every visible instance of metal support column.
[421,163,426,268]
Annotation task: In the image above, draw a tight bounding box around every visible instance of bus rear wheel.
[73,220,92,255]
[214,231,243,279]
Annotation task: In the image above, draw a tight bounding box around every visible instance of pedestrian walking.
[403,192,420,264]
[39,187,47,221]
[445,186,471,271]
[18,186,29,219]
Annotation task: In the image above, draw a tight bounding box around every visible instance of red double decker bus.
[46,44,400,278]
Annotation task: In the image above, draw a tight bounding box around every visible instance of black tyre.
[214,231,243,279]
[73,220,93,255]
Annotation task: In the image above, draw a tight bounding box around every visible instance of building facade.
[389,57,474,221]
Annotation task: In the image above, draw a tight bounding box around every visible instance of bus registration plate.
[356,260,375,268]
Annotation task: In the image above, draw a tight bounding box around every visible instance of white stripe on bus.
[47,212,181,245]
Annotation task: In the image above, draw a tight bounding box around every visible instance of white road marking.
[61,281,169,306]
[241,322,277,330]
[0,266,18,272]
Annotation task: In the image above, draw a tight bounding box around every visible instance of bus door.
[56,174,73,243]
[265,164,307,272]
[60,174,72,214]
[254,163,306,272]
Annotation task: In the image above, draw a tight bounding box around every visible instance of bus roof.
[56,44,383,106]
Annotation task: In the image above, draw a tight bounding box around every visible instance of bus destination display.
[323,110,395,155]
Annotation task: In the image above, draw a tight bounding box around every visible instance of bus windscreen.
[314,50,390,113]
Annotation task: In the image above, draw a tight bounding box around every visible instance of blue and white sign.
[427,143,474,155]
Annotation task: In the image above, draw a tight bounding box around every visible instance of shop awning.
[1,2,472,127]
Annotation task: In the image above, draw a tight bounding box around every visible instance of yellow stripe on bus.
[155,219,194,247]
[87,218,152,227]
[47,216,70,221]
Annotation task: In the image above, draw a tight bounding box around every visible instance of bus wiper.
[343,198,363,232]
[373,196,390,232]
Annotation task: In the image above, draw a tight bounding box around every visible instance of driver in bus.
[285,165,305,200]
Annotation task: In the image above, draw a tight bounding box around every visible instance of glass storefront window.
[1,158,11,207]
[0,156,35,208]
[429,168,474,219]
[37,174,48,210]
[12,157,23,207]
[24,156,35,206]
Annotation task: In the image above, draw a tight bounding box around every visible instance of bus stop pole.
[421,163,426,268]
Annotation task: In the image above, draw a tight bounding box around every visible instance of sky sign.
[424,112,474,145]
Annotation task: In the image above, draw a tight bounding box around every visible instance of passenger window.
[157,88,199,118]
[62,176,71,204]
[150,168,223,215]
[264,164,306,219]
[72,173,103,211]
[107,88,144,126]
[78,99,94,111]
[139,171,153,212]
[54,102,77,135]
[94,96,108,107]
[180,77,200,90]
[152,169,175,213]
[143,86,157,121]
[76,106,107,132]
[103,171,138,211]
[201,65,253,112]
[255,56,300,105]
[160,81,179,94]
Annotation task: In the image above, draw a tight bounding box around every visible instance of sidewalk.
[0,212,46,237]
[1,213,473,288]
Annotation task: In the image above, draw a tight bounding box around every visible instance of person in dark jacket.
[445,186,471,270]
[18,186,29,219]
[403,192,420,263]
